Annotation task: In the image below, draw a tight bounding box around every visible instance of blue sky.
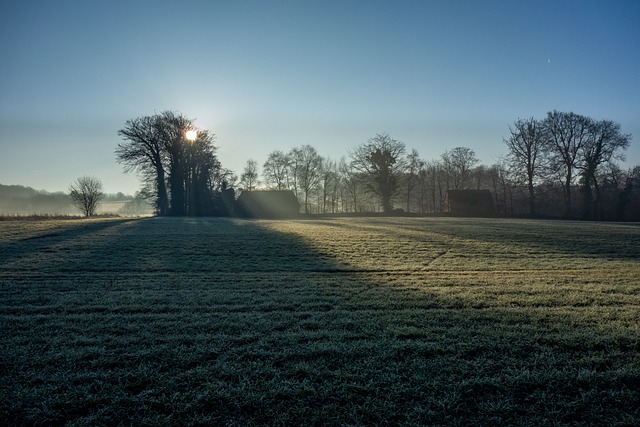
[1,0,639,194]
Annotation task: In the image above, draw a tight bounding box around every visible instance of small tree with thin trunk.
[69,176,105,217]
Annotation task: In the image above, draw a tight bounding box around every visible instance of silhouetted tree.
[578,119,630,219]
[320,158,340,213]
[116,115,169,215]
[292,145,324,213]
[69,176,104,217]
[263,150,291,190]
[504,117,545,215]
[542,111,591,218]
[442,147,478,190]
[350,133,406,213]
[405,149,422,212]
[240,159,259,192]
[338,157,360,212]
[117,111,223,216]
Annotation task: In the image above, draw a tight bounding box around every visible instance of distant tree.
[504,117,545,215]
[578,119,630,219]
[263,150,291,190]
[292,145,324,213]
[69,176,104,217]
[350,133,407,213]
[405,149,422,212]
[441,147,478,190]
[542,111,591,218]
[119,191,153,216]
[338,157,360,212]
[320,158,340,213]
[240,159,259,192]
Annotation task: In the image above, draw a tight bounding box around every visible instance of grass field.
[1,217,639,426]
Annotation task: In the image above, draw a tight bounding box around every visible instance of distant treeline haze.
[0,184,151,216]
[116,110,639,220]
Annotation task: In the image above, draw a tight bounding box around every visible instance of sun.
[185,130,198,141]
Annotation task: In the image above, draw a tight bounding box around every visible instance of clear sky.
[1,0,639,194]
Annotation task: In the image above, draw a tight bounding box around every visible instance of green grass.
[1,217,639,426]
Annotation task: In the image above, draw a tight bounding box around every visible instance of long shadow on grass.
[307,217,640,261]
[0,218,140,273]
[1,217,638,426]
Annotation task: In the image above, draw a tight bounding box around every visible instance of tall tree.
[187,129,221,215]
[441,147,478,190]
[263,150,291,190]
[338,157,360,212]
[320,158,340,213]
[349,133,406,213]
[405,149,422,212]
[240,159,259,192]
[542,111,590,218]
[116,115,169,215]
[504,117,544,215]
[579,119,631,219]
[292,145,323,213]
[155,111,193,216]
[116,111,222,216]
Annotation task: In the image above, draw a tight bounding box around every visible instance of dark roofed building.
[445,190,495,217]
[236,190,300,218]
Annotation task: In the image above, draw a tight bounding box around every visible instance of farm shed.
[445,190,495,217]
[236,190,300,218]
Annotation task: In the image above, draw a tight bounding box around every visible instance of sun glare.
[185,130,197,141]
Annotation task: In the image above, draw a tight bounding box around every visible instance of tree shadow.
[1,217,638,425]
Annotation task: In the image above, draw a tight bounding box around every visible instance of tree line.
[116,111,235,216]
[116,110,639,220]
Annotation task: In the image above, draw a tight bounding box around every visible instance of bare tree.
[240,159,259,192]
[405,149,422,212]
[320,158,340,213]
[579,119,631,219]
[504,117,545,215]
[69,176,104,217]
[338,157,359,212]
[116,115,169,215]
[292,145,323,213]
[542,111,590,217]
[441,147,478,190]
[350,133,406,213]
[263,150,291,190]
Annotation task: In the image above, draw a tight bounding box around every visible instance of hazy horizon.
[1,0,639,194]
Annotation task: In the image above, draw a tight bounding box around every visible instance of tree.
[338,157,360,212]
[320,158,340,213]
[69,176,104,217]
[542,111,591,218]
[263,150,292,190]
[154,111,193,216]
[117,111,223,216]
[441,147,478,190]
[504,117,544,215]
[240,159,259,192]
[405,149,422,212]
[292,145,323,213]
[116,115,169,215]
[350,133,406,213]
[578,119,630,219]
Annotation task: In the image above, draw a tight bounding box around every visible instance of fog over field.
[1,217,638,425]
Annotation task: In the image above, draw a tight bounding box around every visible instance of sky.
[1,0,639,195]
